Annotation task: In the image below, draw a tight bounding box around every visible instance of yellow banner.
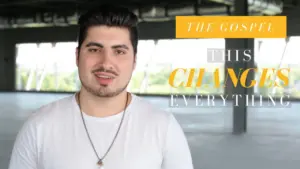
[175,16,287,38]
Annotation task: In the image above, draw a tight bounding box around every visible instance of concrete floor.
[1,92,300,169]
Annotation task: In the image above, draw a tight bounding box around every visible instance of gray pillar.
[0,32,4,90]
[225,0,255,134]
[225,39,254,134]
[0,30,16,91]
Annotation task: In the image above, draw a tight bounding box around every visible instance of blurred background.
[1,0,300,169]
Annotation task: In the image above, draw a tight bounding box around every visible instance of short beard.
[81,81,129,97]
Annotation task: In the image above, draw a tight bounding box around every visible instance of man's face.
[76,25,136,97]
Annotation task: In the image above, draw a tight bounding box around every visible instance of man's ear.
[76,47,79,67]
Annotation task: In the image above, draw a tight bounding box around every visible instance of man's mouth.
[94,73,115,85]
[94,72,116,78]
[95,74,114,79]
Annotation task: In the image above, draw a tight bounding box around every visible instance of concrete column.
[0,30,16,91]
[0,31,4,90]
[225,38,254,134]
[224,0,255,134]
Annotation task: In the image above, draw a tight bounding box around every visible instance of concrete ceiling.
[0,0,228,28]
[0,0,227,17]
[0,0,297,28]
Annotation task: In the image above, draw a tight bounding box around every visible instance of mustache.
[92,67,119,76]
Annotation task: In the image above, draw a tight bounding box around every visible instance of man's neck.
[76,89,131,117]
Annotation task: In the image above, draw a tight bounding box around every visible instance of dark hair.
[77,4,139,55]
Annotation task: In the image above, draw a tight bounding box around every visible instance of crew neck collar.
[72,93,136,122]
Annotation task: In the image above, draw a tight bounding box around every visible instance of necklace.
[77,92,129,168]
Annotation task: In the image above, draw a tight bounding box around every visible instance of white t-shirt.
[8,93,193,169]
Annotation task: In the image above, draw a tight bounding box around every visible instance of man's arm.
[9,118,38,169]
[161,114,194,169]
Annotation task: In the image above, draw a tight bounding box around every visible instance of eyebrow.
[111,44,129,50]
[85,42,129,50]
[85,42,103,48]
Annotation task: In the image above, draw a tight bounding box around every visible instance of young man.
[8,4,193,169]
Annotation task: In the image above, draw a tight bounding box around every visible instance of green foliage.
[15,66,300,98]
[16,68,80,92]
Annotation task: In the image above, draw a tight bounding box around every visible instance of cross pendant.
[97,159,104,169]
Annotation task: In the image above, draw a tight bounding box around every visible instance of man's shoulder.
[131,94,173,124]
[26,94,75,124]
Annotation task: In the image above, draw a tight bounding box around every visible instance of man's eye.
[88,48,98,52]
[115,50,125,55]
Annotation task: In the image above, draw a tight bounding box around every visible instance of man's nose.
[99,51,114,70]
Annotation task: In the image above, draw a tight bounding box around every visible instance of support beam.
[0,32,4,90]
[225,0,254,134]
[2,21,177,44]
[225,38,254,134]
[0,32,16,91]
